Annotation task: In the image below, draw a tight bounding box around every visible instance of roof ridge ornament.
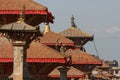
[71,15,77,29]
[17,4,25,23]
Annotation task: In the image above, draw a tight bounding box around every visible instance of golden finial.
[71,15,77,29]
[43,23,51,34]
[18,4,25,23]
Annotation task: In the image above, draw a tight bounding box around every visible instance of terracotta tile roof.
[93,71,113,79]
[65,49,102,65]
[0,0,47,10]
[102,71,113,77]
[0,0,54,24]
[59,27,93,38]
[40,31,74,46]
[0,37,65,63]
[93,74,103,78]
[48,66,85,78]
[0,37,13,58]
[27,41,64,58]
[97,61,111,68]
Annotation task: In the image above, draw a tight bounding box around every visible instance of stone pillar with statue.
[0,7,41,80]
[58,43,72,80]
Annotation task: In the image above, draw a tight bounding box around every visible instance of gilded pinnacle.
[71,15,77,29]
[17,5,25,23]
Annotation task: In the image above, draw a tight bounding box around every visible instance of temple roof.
[0,19,37,32]
[59,16,93,38]
[0,37,65,63]
[65,49,102,65]
[0,37,13,58]
[97,61,111,69]
[27,41,64,59]
[0,0,47,11]
[48,66,85,78]
[40,31,74,46]
[0,0,54,24]
[59,27,93,38]
[93,71,113,79]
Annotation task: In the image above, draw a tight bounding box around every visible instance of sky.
[35,0,120,65]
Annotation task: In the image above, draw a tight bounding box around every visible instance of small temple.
[0,0,103,80]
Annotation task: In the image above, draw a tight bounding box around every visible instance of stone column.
[12,41,31,80]
[58,66,70,80]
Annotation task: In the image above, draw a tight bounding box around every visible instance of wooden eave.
[0,0,54,24]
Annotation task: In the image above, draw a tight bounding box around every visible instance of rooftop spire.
[18,4,25,22]
[71,15,77,28]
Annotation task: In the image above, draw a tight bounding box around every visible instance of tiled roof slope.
[27,41,64,58]
[0,0,47,10]
[93,71,113,79]
[65,49,102,65]
[59,27,93,38]
[97,61,111,68]
[48,66,85,78]
[40,31,74,46]
[59,16,93,38]
[0,37,13,58]
[0,37,65,62]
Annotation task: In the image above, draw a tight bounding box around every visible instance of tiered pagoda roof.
[96,61,111,69]
[59,16,93,46]
[65,49,102,65]
[59,16,93,38]
[0,0,46,11]
[0,0,104,79]
[92,71,113,79]
[40,31,74,46]
[27,41,65,63]
[0,0,54,25]
[59,25,93,38]
[0,37,65,63]
[40,24,74,46]
[48,66,85,78]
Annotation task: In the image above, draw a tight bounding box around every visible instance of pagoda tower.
[58,16,102,80]
[40,23,74,51]
[59,16,93,51]
[0,0,57,80]
[0,0,102,80]
[0,9,41,80]
[0,36,68,79]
